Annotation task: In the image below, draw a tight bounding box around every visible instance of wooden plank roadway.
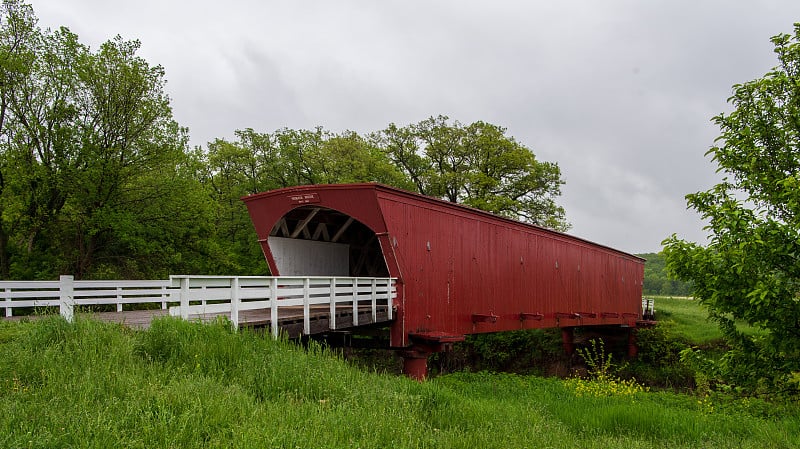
[3,304,393,337]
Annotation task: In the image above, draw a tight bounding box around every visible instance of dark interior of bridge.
[269,206,389,277]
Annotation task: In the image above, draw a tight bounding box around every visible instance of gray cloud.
[33,0,800,253]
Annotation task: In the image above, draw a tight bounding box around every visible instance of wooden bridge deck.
[5,304,393,337]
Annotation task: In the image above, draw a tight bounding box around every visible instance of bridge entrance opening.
[267,206,389,278]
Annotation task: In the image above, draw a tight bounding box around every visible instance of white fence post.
[270,277,279,338]
[59,275,75,322]
[4,287,11,318]
[303,278,310,335]
[179,277,190,319]
[161,285,168,310]
[387,279,393,321]
[116,286,123,312]
[230,277,239,330]
[329,277,337,330]
[352,277,359,327]
[371,278,377,323]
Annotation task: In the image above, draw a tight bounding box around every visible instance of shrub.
[567,339,648,398]
[624,322,695,390]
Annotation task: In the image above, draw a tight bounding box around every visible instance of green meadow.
[1,315,797,448]
[649,295,763,344]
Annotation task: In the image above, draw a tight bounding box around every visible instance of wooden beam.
[331,217,354,243]
[270,218,289,237]
[290,208,320,238]
[472,313,498,323]
[312,223,330,241]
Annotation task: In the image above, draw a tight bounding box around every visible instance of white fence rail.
[168,275,395,336]
[1,276,173,322]
[0,275,396,336]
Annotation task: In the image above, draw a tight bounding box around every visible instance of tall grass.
[0,316,796,448]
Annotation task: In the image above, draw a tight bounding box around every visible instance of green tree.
[203,137,269,274]
[312,131,413,187]
[231,127,411,189]
[377,116,568,230]
[0,0,213,279]
[372,122,429,194]
[0,3,83,278]
[0,0,38,277]
[663,24,800,394]
[62,36,200,278]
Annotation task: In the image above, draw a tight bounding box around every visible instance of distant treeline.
[637,252,692,297]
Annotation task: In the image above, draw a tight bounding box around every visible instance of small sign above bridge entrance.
[288,192,320,205]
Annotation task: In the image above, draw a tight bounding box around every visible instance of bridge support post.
[401,332,466,381]
[627,328,638,358]
[561,327,575,355]
[400,349,431,381]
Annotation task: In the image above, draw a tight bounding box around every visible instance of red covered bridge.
[243,183,647,379]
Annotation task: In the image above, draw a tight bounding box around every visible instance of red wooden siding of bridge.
[243,183,645,362]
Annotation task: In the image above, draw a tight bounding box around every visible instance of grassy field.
[650,296,763,344]
[649,296,721,343]
[1,316,797,448]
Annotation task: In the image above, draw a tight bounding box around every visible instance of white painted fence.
[0,275,396,336]
[168,275,395,336]
[1,275,172,322]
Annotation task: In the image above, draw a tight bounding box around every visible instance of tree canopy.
[0,0,211,279]
[663,23,800,394]
[376,116,568,231]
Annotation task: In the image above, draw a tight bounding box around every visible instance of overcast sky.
[32,1,800,254]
